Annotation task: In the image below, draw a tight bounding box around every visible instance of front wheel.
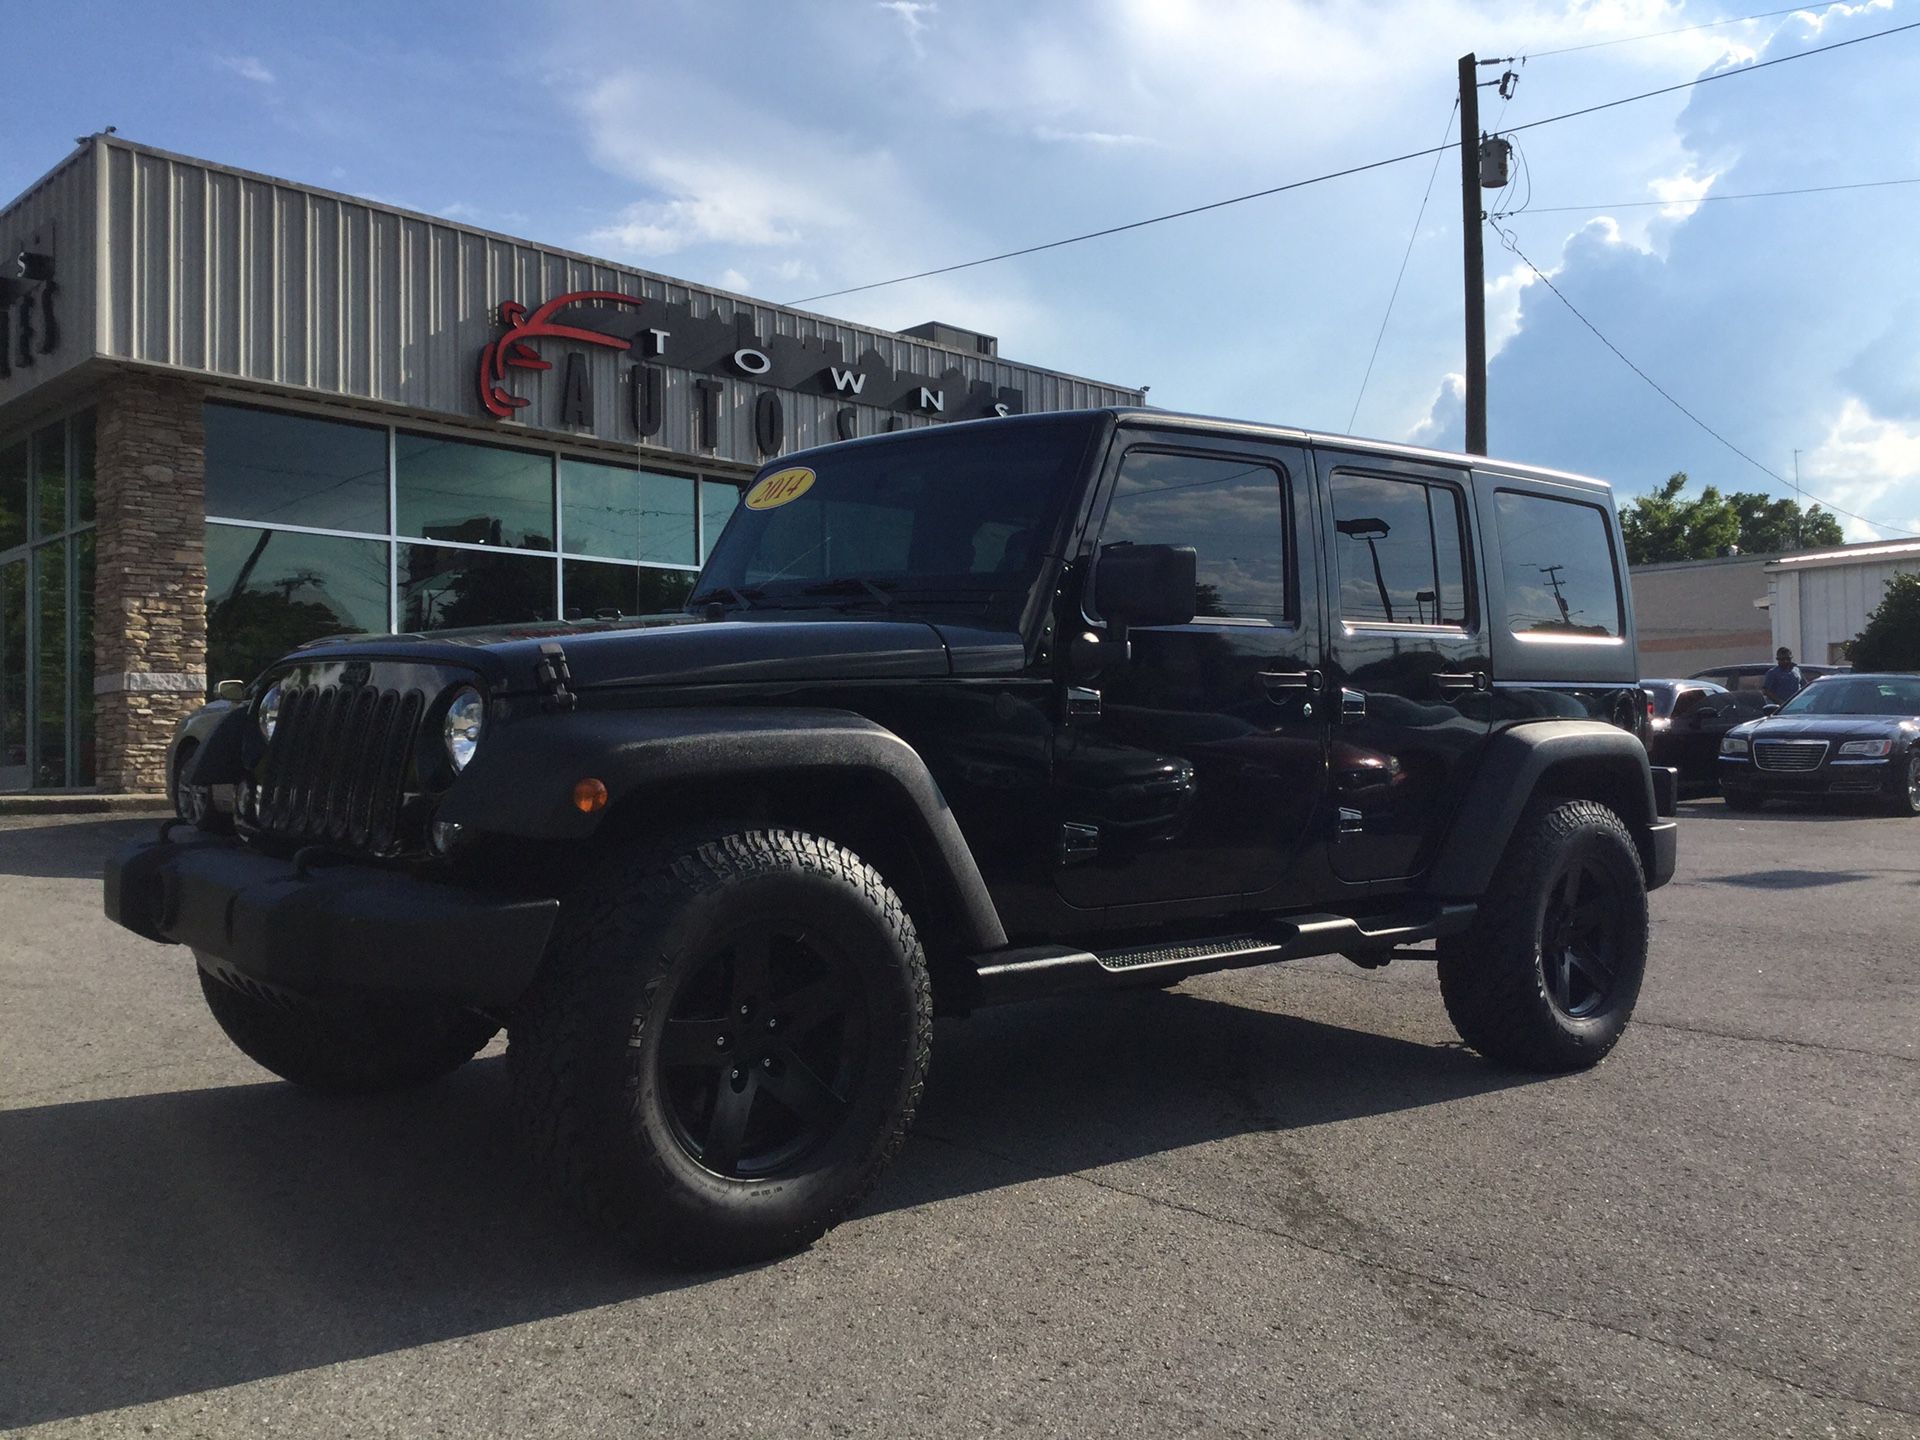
[197,963,499,1093]
[1437,799,1649,1072]
[1885,752,1920,817]
[509,829,932,1266]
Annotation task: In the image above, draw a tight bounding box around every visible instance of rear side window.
[1494,490,1623,640]
[1099,451,1290,620]
[1330,471,1471,626]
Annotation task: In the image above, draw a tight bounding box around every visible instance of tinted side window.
[1098,451,1289,620]
[1330,471,1471,626]
[1494,490,1623,639]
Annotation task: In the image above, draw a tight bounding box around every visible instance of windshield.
[693,415,1097,617]
[1777,676,1920,717]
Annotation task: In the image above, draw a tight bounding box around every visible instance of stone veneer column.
[93,371,208,792]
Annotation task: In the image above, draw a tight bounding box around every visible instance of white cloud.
[1801,399,1920,542]
[215,55,275,86]
[878,1,937,57]
[1034,126,1157,147]
[715,267,754,294]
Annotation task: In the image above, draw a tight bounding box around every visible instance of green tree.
[1621,472,1844,565]
[1846,571,1920,670]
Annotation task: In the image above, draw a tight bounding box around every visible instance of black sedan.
[1717,673,1920,815]
[1642,679,1740,788]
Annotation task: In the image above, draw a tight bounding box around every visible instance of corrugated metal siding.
[0,147,97,416]
[1792,557,1920,660]
[95,140,1141,466]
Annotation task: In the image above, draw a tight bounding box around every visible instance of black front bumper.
[1718,759,1893,800]
[105,835,559,1007]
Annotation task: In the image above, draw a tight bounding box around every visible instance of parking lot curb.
[0,793,172,816]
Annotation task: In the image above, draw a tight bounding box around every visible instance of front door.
[1321,453,1492,883]
[1053,437,1329,912]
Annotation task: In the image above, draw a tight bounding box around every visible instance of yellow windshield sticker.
[745,467,816,510]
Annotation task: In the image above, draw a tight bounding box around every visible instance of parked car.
[1718,672,1920,814]
[107,409,1676,1265]
[1641,679,1740,788]
[1689,661,1849,719]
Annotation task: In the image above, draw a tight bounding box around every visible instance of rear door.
[1320,451,1492,883]
[1052,433,1330,911]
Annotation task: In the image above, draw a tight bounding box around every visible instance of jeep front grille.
[1754,739,1828,772]
[256,682,424,850]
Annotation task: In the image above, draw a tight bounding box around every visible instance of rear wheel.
[1438,799,1648,1072]
[197,963,499,1094]
[509,829,932,1266]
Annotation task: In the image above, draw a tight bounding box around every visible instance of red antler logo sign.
[478,290,642,419]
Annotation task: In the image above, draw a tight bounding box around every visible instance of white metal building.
[1765,539,1920,663]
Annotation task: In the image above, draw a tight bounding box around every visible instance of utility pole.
[1458,52,1487,455]
[1792,449,1804,547]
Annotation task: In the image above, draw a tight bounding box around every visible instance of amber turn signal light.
[572,778,609,814]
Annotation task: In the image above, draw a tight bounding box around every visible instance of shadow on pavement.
[1706,868,1877,890]
[0,990,1530,1427]
[0,816,156,881]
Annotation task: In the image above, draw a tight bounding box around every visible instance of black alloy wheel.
[654,922,868,1180]
[1438,798,1649,1072]
[1538,860,1624,1020]
[509,828,931,1266]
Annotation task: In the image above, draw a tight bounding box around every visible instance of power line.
[1491,174,1920,218]
[1524,4,1829,59]
[786,18,1920,306]
[1349,101,1458,433]
[1488,222,1920,538]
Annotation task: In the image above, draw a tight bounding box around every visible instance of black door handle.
[1434,671,1489,694]
[1258,669,1324,693]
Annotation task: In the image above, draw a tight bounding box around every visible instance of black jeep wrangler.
[107,409,1676,1264]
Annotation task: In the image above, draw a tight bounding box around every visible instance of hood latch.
[535,642,577,712]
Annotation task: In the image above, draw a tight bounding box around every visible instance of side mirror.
[1093,543,1197,630]
[1761,703,1779,717]
[213,679,247,703]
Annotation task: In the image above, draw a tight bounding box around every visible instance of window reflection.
[0,444,24,553]
[205,405,389,533]
[701,480,740,562]
[206,525,391,682]
[1331,473,1469,626]
[564,560,695,619]
[397,434,553,550]
[399,544,555,632]
[1494,491,1622,638]
[1100,452,1288,619]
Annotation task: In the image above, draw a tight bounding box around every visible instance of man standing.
[1763,647,1804,706]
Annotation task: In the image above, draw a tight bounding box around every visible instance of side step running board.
[969,903,1476,1008]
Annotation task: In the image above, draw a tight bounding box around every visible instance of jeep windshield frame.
[691,413,1104,623]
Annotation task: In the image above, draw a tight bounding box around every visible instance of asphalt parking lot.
[1,802,1915,1439]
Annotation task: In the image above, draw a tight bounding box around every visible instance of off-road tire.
[508,829,932,1267]
[197,964,499,1094]
[1437,799,1648,1073]
[1723,789,1766,813]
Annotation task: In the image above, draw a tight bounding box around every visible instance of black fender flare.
[436,706,1008,953]
[1423,720,1667,897]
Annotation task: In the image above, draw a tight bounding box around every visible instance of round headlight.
[445,687,485,772]
[258,683,283,742]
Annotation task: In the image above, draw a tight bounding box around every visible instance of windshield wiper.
[800,577,899,612]
[695,584,760,612]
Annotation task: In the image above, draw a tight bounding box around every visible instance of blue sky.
[8,0,1920,537]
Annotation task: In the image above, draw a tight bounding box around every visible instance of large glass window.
[0,442,25,552]
[1331,472,1471,627]
[397,433,553,550]
[1,559,24,789]
[202,406,722,672]
[205,404,389,533]
[399,545,555,632]
[1494,490,1623,639]
[702,480,740,561]
[206,526,391,684]
[1098,451,1289,620]
[0,413,94,791]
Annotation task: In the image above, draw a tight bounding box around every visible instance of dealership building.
[0,136,1139,793]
